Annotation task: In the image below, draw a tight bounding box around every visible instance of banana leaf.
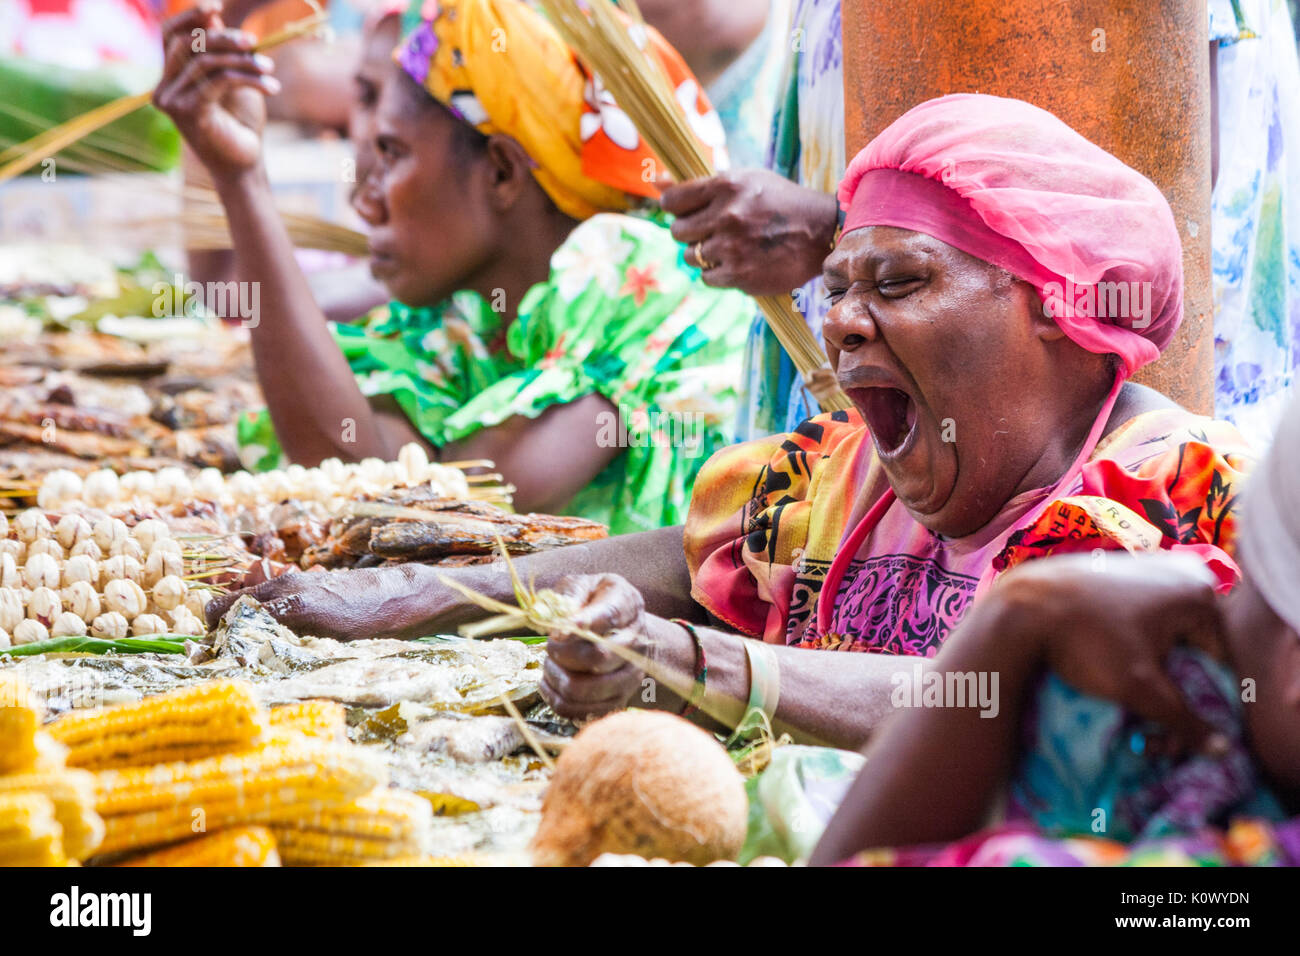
[2,635,190,657]
[0,58,179,175]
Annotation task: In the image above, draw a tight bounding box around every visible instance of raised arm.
[153,3,397,465]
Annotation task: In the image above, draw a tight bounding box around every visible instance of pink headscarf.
[819,95,1188,614]
[837,93,1184,377]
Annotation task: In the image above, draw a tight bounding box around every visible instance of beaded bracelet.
[671,618,708,719]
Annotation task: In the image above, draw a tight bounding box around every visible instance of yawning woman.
[213,95,1255,750]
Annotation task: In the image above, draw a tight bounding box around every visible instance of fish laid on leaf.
[303,488,606,568]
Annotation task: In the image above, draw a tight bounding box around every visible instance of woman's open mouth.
[852,386,919,460]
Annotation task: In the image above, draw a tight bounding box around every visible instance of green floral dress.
[237,213,753,534]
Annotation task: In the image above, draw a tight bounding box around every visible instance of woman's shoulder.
[1096,384,1255,464]
[557,212,672,257]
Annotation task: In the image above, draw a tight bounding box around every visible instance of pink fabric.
[837,94,1183,377]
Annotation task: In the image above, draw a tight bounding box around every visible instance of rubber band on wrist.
[731,640,781,743]
[672,618,707,719]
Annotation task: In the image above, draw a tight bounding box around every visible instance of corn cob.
[267,700,347,741]
[271,788,434,866]
[117,826,281,867]
[93,740,387,855]
[49,680,267,770]
[0,792,66,866]
[0,769,103,859]
[0,671,41,774]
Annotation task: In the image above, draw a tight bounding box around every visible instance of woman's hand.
[205,565,435,641]
[658,169,839,297]
[994,551,1228,752]
[540,574,652,720]
[153,2,280,180]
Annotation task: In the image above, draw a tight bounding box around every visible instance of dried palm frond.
[535,0,851,413]
[727,708,794,777]
[441,540,832,749]
[0,5,331,184]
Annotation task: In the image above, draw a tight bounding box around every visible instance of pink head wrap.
[837,94,1184,377]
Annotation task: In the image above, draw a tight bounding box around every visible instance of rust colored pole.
[841,0,1214,413]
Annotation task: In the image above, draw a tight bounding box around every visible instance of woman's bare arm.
[810,553,1227,865]
[206,524,699,637]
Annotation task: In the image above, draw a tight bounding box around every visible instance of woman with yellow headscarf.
[153,0,751,533]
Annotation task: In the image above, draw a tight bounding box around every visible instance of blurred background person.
[658,0,844,441]
[1209,0,1300,449]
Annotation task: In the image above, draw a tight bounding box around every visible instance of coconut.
[531,710,748,867]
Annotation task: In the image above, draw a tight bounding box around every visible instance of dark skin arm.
[809,552,1227,866]
[207,525,700,638]
[540,573,931,748]
[1223,576,1300,802]
[153,5,619,509]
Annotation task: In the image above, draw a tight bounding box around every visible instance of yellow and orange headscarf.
[395,0,727,220]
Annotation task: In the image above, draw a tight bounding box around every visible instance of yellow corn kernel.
[0,792,66,867]
[0,769,104,859]
[270,788,434,866]
[93,741,387,855]
[267,700,347,741]
[117,826,280,867]
[49,680,267,770]
[0,671,41,775]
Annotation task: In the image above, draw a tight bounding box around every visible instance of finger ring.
[693,241,716,271]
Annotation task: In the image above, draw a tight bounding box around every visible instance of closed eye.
[876,277,922,298]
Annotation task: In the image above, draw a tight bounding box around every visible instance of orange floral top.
[684,408,1253,655]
